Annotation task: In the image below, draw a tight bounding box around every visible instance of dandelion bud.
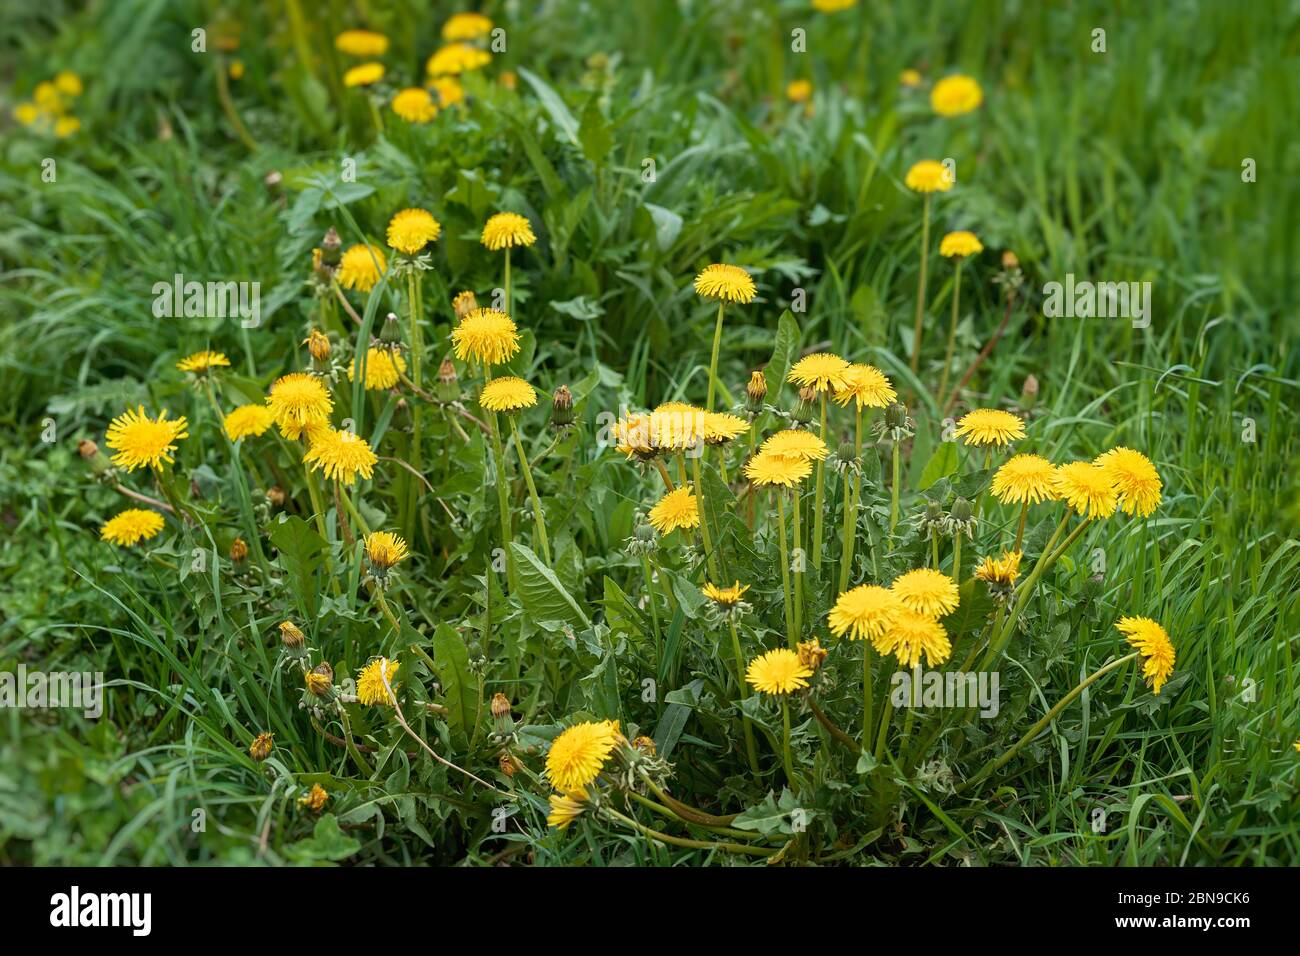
[885,402,908,430]
[951,497,973,523]
[792,386,816,424]
[279,620,306,649]
[304,662,333,696]
[266,485,286,508]
[633,735,656,755]
[78,438,98,459]
[379,312,402,346]
[1020,374,1039,411]
[1001,250,1019,270]
[263,170,283,198]
[436,359,459,402]
[797,639,828,672]
[551,385,574,428]
[452,290,478,320]
[498,752,523,776]
[746,370,767,410]
[249,732,274,762]
[321,227,342,266]
[230,537,248,564]
[78,438,111,476]
[926,499,944,522]
[490,693,511,718]
[307,328,331,362]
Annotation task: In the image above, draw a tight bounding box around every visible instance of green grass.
[0,0,1296,865]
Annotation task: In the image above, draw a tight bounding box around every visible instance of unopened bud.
[437,359,459,402]
[1001,250,1019,270]
[490,693,511,718]
[746,370,768,409]
[266,485,286,508]
[307,329,331,362]
[452,290,478,320]
[264,170,283,195]
[1020,374,1039,411]
[379,312,402,346]
[230,537,248,563]
[249,732,274,762]
[551,385,574,427]
[321,227,342,265]
[885,402,907,429]
[951,496,973,523]
[78,438,111,476]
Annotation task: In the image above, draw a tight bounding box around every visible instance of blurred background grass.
[0,0,1296,864]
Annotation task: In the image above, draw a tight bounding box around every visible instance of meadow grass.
[0,0,1296,865]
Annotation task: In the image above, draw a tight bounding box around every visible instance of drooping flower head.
[891,567,960,617]
[828,584,902,642]
[343,62,385,87]
[105,407,189,471]
[761,429,829,462]
[693,264,756,304]
[975,550,1022,587]
[480,376,537,413]
[1116,616,1175,694]
[746,648,813,696]
[878,608,952,667]
[788,352,850,393]
[335,29,389,57]
[744,450,812,487]
[546,720,621,793]
[302,427,378,485]
[365,531,409,571]
[547,789,589,830]
[647,487,699,534]
[992,454,1057,504]
[452,308,520,366]
[266,373,333,440]
[338,243,387,292]
[905,159,954,193]
[176,350,230,374]
[930,74,983,116]
[1053,462,1118,519]
[348,347,408,390]
[831,364,896,409]
[481,212,536,250]
[954,408,1026,448]
[100,508,165,546]
[939,230,983,258]
[387,208,441,254]
[1095,447,1162,518]
[356,657,400,706]
[442,12,493,40]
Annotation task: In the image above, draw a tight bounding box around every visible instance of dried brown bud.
[78,438,98,459]
[551,385,574,427]
[498,752,523,776]
[279,620,305,648]
[304,662,333,696]
[230,537,248,563]
[490,693,511,718]
[797,639,827,672]
[438,359,457,387]
[249,732,274,762]
[746,370,768,407]
[452,290,478,320]
[633,735,656,755]
[298,783,329,812]
[266,485,286,508]
[1001,250,1019,270]
[307,329,331,362]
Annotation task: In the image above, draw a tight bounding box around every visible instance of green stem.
[1014,500,1029,552]
[873,684,894,761]
[509,417,550,564]
[889,439,901,534]
[862,640,874,746]
[487,408,517,592]
[937,261,962,401]
[980,512,1073,669]
[603,808,775,858]
[812,393,827,569]
[776,493,795,648]
[706,301,726,412]
[728,620,761,774]
[642,555,663,666]
[791,485,804,643]
[692,453,720,580]
[781,700,797,792]
[837,406,863,595]
[909,193,932,374]
[952,532,962,585]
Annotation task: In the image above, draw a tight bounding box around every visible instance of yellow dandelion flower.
[105,406,188,471]
[693,263,756,304]
[223,404,274,441]
[452,290,479,319]
[335,29,389,58]
[442,12,493,41]
[648,403,706,451]
[432,76,465,108]
[298,783,329,812]
[13,102,41,126]
[480,376,537,413]
[614,412,655,460]
[547,789,589,830]
[546,721,621,793]
[743,450,812,487]
[100,508,165,546]
[975,550,1022,587]
[703,412,750,444]
[939,230,983,258]
[786,79,812,103]
[878,607,952,667]
[356,657,400,706]
[831,364,896,409]
[813,0,858,11]
[34,81,62,110]
[54,70,83,97]
[899,68,922,87]
[365,531,409,570]
[992,454,1057,505]
[702,581,750,608]
[426,42,491,77]
[761,429,829,462]
[343,62,385,87]
[391,87,438,124]
[788,352,851,392]
[54,116,81,138]
[452,308,520,366]
[266,373,333,440]
[828,584,902,641]
[176,350,230,374]
[647,487,699,534]
[746,648,813,696]
[303,664,333,696]
[931,74,983,117]
[1116,616,1175,695]
[480,212,536,250]
[1053,461,1119,519]
[348,347,408,390]
[1095,447,1162,518]
[891,567,960,617]
[905,159,954,193]
[955,408,1026,447]
[302,427,378,485]
[337,243,387,293]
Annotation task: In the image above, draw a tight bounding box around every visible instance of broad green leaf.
[764,310,800,402]
[431,623,481,750]
[510,543,590,627]
[918,440,959,490]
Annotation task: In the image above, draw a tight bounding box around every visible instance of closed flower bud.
[885,402,908,430]
[304,662,333,696]
[78,438,99,459]
[633,735,656,755]
[379,312,402,346]
[551,385,574,427]
[792,386,816,424]
[264,170,283,193]
[266,485,286,508]
[1020,374,1039,410]
[230,537,248,563]
[490,693,511,718]
[951,496,973,524]
[436,359,459,402]
[498,752,523,776]
[321,227,342,266]
[78,438,111,476]
[249,732,274,762]
[797,639,827,672]
[307,328,331,362]
[1001,250,1019,270]
[452,290,478,320]
[746,370,767,409]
